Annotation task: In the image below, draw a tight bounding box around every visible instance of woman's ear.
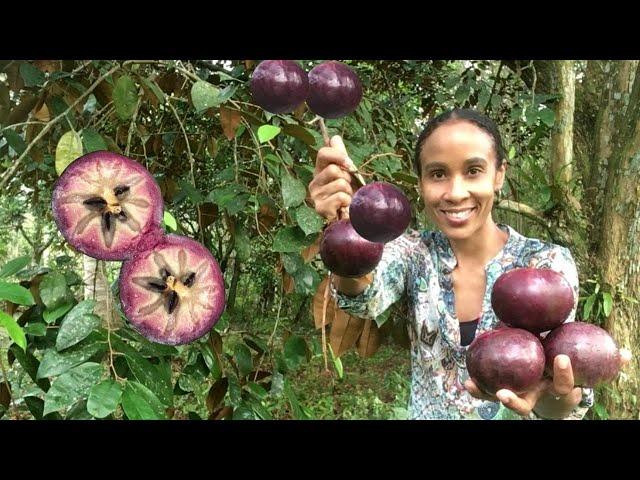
[494,159,507,191]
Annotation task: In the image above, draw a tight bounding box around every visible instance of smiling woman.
[309,108,595,420]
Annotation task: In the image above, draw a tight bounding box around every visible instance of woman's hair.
[413,108,506,176]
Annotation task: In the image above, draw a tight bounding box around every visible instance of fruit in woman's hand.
[52,151,164,261]
[307,61,363,119]
[349,182,411,243]
[543,321,629,387]
[491,268,574,334]
[466,327,545,395]
[320,219,383,278]
[119,234,226,345]
[250,60,309,114]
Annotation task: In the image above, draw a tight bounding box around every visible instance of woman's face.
[418,120,506,241]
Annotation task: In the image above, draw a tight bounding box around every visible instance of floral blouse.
[333,224,594,420]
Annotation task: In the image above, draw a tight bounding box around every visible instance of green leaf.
[283,378,309,420]
[24,322,47,336]
[207,183,248,210]
[293,265,320,295]
[65,400,94,420]
[228,376,242,407]
[114,328,178,358]
[328,345,344,379]
[272,227,315,253]
[217,84,238,104]
[539,108,555,127]
[111,336,173,407]
[0,256,31,278]
[0,311,27,350]
[294,205,324,235]
[43,301,74,323]
[56,300,101,351]
[284,335,308,370]
[583,294,596,320]
[10,344,50,391]
[87,379,123,418]
[508,146,516,160]
[234,343,253,378]
[81,128,107,153]
[603,292,613,317]
[140,77,166,104]
[20,62,46,87]
[24,396,45,419]
[113,75,138,121]
[121,381,167,420]
[0,281,35,305]
[199,343,221,380]
[281,172,306,209]
[162,210,178,232]
[177,180,204,205]
[191,81,220,113]
[257,125,281,143]
[43,362,103,416]
[37,335,106,379]
[282,253,303,275]
[55,130,83,176]
[232,403,257,420]
[39,272,70,310]
[246,382,268,400]
[3,129,27,156]
[235,226,251,263]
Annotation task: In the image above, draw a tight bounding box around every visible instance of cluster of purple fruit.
[251,61,413,278]
[52,151,226,345]
[250,59,363,118]
[466,268,628,395]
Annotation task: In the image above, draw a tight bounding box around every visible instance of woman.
[309,108,594,420]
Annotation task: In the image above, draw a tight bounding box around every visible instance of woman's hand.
[464,355,583,418]
[309,135,359,222]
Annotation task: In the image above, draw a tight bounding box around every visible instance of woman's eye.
[469,167,482,175]
[431,171,445,179]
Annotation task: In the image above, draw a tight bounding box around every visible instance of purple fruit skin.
[349,182,412,243]
[543,322,621,387]
[51,151,164,261]
[119,234,226,346]
[250,60,309,114]
[466,327,545,395]
[491,268,574,334]
[307,61,363,119]
[320,219,384,278]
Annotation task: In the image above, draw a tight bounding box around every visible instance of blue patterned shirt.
[333,224,594,420]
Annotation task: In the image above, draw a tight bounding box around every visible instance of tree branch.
[495,199,549,228]
[17,225,34,248]
[0,63,121,191]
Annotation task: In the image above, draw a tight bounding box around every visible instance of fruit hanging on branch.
[465,327,546,395]
[491,268,575,334]
[319,219,384,278]
[119,234,226,346]
[543,322,632,388]
[349,181,412,243]
[250,60,309,114]
[51,151,164,261]
[307,61,363,119]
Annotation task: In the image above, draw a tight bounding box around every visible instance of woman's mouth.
[439,207,477,226]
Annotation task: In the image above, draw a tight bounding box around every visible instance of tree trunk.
[82,256,117,328]
[548,61,588,260]
[596,61,640,419]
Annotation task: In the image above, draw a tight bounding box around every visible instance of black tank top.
[460,318,480,346]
